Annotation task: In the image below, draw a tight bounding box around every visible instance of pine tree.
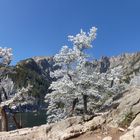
[45,27,98,123]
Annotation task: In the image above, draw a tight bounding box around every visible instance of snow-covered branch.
[0,47,12,66]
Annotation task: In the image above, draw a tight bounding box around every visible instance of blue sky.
[0,0,140,65]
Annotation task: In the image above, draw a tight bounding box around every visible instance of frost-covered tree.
[45,27,128,123]
[0,77,34,131]
[0,79,34,108]
[0,47,35,131]
[45,27,98,123]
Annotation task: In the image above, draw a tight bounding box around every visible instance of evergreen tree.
[45,27,98,123]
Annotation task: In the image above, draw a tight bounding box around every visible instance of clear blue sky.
[0,0,140,65]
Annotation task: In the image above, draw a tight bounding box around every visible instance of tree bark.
[1,107,8,131]
[83,95,88,114]
[72,98,78,112]
[12,114,22,129]
[70,98,79,115]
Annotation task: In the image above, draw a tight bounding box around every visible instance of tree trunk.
[70,98,79,115]
[1,107,8,131]
[83,95,88,114]
[72,98,78,112]
[12,114,22,129]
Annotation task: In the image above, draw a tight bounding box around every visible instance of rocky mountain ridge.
[1,52,140,107]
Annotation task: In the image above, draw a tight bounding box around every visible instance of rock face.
[96,52,140,77]
[3,56,55,105]
[17,56,55,81]
[107,87,140,128]
[129,113,140,129]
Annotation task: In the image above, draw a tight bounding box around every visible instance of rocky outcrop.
[0,113,138,140]
[129,113,140,129]
[17,56,55,80]
[0,115,105,140]
[107,87,140,128]
[5,56,56,105]
[120,126,140,140]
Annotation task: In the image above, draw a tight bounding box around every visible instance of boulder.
[120,126,140,140]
